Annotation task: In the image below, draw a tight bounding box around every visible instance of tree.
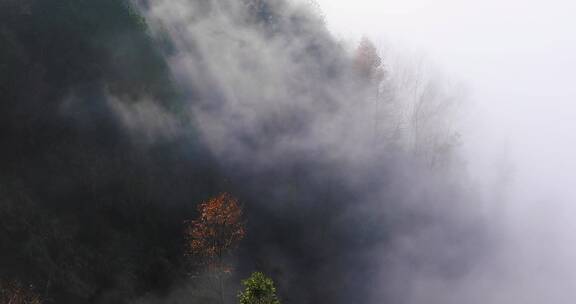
[354,37,384,84]
[184,192,245,304]
[238,272,280,304]
[0,280,42,304]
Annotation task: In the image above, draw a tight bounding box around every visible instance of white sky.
[315,0,576,301]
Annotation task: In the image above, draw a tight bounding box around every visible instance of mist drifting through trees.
[0,0,489,303]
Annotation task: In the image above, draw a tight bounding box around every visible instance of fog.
[1,0,573,303]
[136,1,485,302]
[316,0,576,302]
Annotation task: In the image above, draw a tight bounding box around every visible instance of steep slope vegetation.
[0,1,484,303]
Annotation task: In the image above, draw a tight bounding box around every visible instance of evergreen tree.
[238,272,280,304]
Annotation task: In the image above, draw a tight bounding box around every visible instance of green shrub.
[238,272,280,304]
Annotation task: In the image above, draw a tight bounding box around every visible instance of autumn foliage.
[0,281,42,304]
[354,37,384,83]
[185,192,245,270]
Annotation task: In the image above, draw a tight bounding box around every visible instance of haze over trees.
[0,0,482,303]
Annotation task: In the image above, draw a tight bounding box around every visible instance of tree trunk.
[218,273,225,304]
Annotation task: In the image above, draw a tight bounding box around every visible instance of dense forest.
[0,0,485,303]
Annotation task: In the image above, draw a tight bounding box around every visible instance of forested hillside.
[0,1,483,303]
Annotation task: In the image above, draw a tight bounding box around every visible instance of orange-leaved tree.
[354,37,384,84]
[0,280,42,304]
[184,192,245,304]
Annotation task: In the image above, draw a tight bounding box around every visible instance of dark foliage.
[0,1,220,302]
[0,1,483,303]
